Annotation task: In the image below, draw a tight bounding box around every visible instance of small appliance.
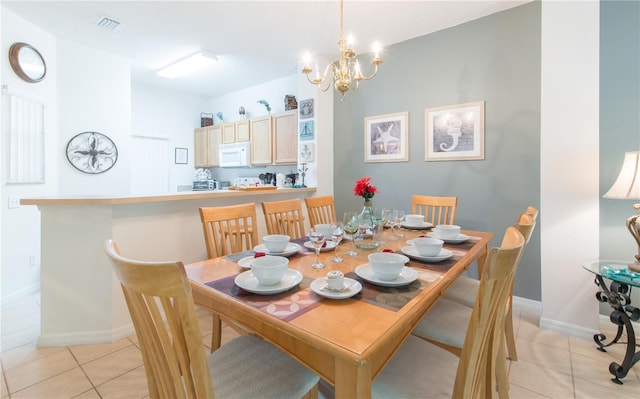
[219,142,251,167]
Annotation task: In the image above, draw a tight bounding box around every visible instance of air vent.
[94,16,125,32]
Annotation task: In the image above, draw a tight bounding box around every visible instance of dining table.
[186,227,492,399]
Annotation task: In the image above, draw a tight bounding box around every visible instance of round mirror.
[9,42,46,83]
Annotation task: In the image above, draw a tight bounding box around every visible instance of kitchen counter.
[25,187,316,347]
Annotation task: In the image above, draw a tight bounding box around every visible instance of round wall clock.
[66,132,118,174]
[9,42,47,83]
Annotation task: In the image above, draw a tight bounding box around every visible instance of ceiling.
[2,1,529,98]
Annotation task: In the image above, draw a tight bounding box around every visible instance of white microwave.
[219,142,251,167]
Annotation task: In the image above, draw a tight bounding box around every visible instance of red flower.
[353,177,377,201]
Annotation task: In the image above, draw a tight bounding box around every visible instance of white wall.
[131,83,209,192]
[540,1,600,336]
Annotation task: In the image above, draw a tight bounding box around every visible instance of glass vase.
[354,200,379,250]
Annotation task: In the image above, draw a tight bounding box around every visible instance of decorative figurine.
[285,95,298,111]
[239,106,246,119]
[298,163,308,188]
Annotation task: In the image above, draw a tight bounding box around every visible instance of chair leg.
[210,314,222,353]
[504,297,518,361]
[496,344,510,399]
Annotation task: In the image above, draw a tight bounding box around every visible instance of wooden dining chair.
[442,207,537,361]
[104,239,319,399]
[199,203,258,259]
[304,195,337,227]
[411,194,458,225]
[262,198,307,239]
[373,226,525,398]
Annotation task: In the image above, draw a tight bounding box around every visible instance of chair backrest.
[515,212,536,245]
[104,240,214,398]
[199,203,258,258]
[453,226,525,398]
[526,206,539,221]
[411,195,458,225]
[261,199,306,239]
[304,195,337,227]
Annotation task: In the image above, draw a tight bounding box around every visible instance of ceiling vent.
[94,16,125,32]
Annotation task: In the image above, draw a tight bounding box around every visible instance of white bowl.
[368,252,409,281]
[413,237,444,256]
[262,234,290,253]
[404,214,424,226]
[250,255,289,285]
[435,225,461,240]
[314,224,334,238]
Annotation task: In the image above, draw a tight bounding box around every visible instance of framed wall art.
[425,101,485,161]
[364,111,409,163]
[299,98,314,119]
[299,142,314,162]
[174,147,188,164]
[299,120,314,141]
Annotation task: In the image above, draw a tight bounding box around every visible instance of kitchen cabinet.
[272,110,298,164]
[221,120,250,144]
[222,122,236,144]
[236,120,250,142]
[194,125,221,167]
[251,115,272,165]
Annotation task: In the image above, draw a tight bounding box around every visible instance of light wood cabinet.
[236,120,250,142]
[194,125,221,167]
[222,122,236,144]
[250,116,272,165]
[272,110,298,164]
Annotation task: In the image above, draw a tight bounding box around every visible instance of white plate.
[310,277,362,299]
[237,256,254,269]
[426,231,469,244]
[253,243,302,257]
[354,264,419,287]
[401,246,453,262]
[400,221,433,230]
[303,240,337,252]
[234,269,303,295]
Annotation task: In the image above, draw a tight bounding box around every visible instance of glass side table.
[582,259,640,384]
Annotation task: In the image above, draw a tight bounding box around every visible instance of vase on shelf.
[355,200,379,250]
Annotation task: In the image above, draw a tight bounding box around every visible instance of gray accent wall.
[333,3,542,300]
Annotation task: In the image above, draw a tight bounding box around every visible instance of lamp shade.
[604,151,640,200]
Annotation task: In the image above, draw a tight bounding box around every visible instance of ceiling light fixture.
[301,0,382,99]
[157,51,217,79]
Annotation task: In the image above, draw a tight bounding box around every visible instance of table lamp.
[603,151,640,272]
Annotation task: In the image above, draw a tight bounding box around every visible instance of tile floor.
[1,293,639,398]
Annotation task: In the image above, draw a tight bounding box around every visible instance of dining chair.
[104,239,319,399]
[442,207,537,361]
[304,195,337,227]
[374,226,525,398]
[199,203,258,259]
[262,198,307,239]
[411,194,458,225]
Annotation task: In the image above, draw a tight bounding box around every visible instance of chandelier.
[301,0,382,99]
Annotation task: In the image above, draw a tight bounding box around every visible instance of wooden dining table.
[186,228,492,399]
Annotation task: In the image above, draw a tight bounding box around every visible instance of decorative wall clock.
[66,132,118,174]
[9,42,47,83]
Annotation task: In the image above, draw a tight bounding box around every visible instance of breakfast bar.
[21,187,315,347]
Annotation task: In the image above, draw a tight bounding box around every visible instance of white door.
[131,135,169,194]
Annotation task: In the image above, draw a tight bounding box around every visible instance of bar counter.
[22,187,316,347]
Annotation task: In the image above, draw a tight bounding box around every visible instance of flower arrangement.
[216,111,224,122]
[353,177,377,202]
[257,99,271,113]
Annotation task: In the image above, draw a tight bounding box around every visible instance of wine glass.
[387,209,398,240]
[372,208,387,245]
[342,211,359,256]
[308,228,326,269]
[330,222,344,262]
[394,209,406,238]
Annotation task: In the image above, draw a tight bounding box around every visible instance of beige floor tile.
[508,382,553,398]
[82,345,143,386]
[573,375,640,399]
[73,389,102,399]
[517,320,570,351]
[516,337,572,375]
[68,338,132,365]
[96,365,149,399]
[509,358,574,398]
[4,348,78,393]
[10,367,92,399]
[1,369,8,398]
[0,325,41,352]
[569,333,629,362]
[571,351,640,393]
[1,341,67,370]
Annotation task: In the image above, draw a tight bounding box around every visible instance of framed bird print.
[364,111,409,162]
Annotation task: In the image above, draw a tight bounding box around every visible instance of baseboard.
[512,295,542,312]
[37,323,135,347]
[599,314,640,334]
[0,283,40,306]
[539,316,599,340]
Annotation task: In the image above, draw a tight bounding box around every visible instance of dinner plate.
[237,256,254,269]
[310,277,362,299]
[234,269,303,295]
[303,240,337,252]
[253,243,301,257]
[400,221,433,230]
[401,246,453,262]
[426,231,469,244]
[354,264,419,287]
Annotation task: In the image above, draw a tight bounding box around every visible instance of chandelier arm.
[355,63,380,81]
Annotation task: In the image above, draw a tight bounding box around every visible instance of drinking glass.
[308,228,326,269]
[342,211,359,256]
[372,207,387,245]
[330,222,344,263]
[394,209,406,238]
[387,209,398,240]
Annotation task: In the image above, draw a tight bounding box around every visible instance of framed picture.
[299,142,314,162]
[299,98,314,119]
[174,147,188,164]
[299,120,314,140]
[425,101,485,161]
[364,111,409,162]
